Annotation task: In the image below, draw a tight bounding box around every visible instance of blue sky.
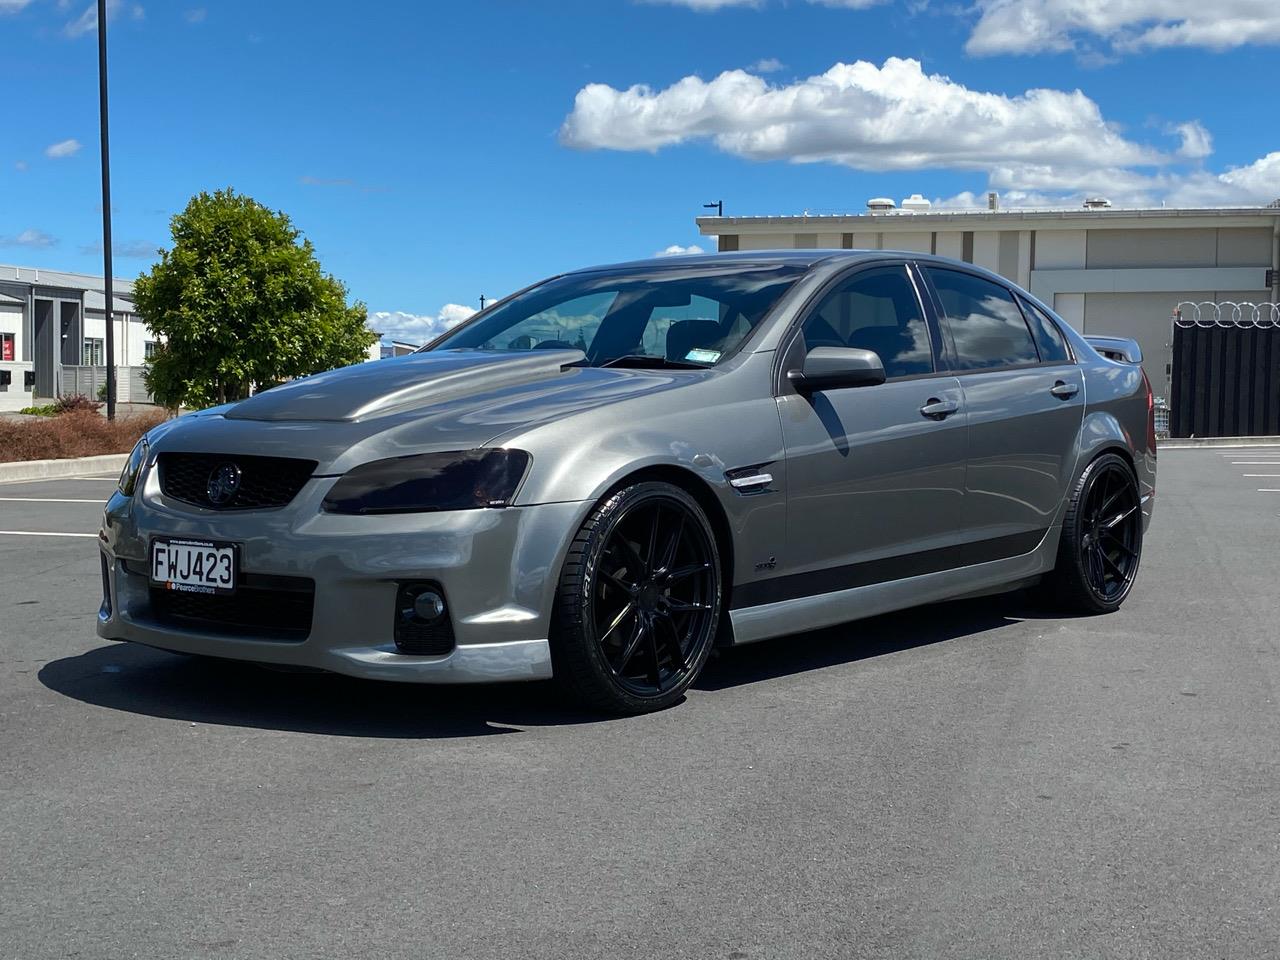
[2,0,1277,342]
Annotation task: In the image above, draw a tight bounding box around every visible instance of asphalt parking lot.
[2,448,1278,960]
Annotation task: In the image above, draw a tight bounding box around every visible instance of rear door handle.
[1051,380,1080,399]
[920,398,959,420]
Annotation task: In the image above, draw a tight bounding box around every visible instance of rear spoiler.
[1084,335,1142,364]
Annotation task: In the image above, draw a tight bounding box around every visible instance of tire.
[1044,452,1144,614]
[551,481,722,715]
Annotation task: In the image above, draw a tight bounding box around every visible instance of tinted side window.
[1018,296,1071,364]
[800,266,934,378]
[927,268,1038,370]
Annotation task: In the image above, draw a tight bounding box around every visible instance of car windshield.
[426,263,807,367]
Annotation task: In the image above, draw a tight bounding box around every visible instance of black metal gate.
[1170,308,1280,438]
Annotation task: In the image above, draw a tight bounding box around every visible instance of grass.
[0,407,169,463]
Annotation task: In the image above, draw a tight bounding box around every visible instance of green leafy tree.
[133,188,377,408]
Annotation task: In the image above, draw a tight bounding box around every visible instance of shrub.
[0,408,169,463]
[18,404,59,417]
[55,394,103,415]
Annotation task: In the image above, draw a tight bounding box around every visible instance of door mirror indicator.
[788,346,887,392]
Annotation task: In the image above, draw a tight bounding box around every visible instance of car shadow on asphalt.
[39,590,1073,738]
[695,589,1058,691]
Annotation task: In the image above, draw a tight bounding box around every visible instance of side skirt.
[726,526,1061,646]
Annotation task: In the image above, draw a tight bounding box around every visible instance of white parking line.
[1230,461,1280,465]
[0,530,97,538]
[0,497,102,503]
[1242,474,1280,477]
[0,475,117,485]
[1259,489,1280,493]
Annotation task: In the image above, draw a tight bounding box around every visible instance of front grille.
[147,573,315,641]
[158,453,317,510]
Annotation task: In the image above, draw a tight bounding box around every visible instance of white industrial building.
[0,263,390,412]
[0,263,157,411]
[697,198,1280,394]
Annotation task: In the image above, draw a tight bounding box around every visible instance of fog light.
[413,590,445,621]
[394,582,456,656]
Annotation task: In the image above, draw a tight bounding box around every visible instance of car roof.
[564,249,1002,278]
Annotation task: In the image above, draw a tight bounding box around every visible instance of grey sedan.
[99,251,1156,714]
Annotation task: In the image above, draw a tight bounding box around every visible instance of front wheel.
[551,481,722,714]
[1044,452,1144,614]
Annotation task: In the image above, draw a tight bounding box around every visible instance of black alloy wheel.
[1079,460,1142,603]
[553,481,722,714]
[1047,452,1144,614]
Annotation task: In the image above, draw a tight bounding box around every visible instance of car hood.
[225,349,587,422]
[147,350,711,472]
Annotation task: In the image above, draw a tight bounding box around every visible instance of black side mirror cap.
[788,346,887,392]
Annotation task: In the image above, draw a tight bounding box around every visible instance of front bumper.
[96,468,587,684]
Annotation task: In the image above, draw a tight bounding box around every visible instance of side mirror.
[787,346,886,392]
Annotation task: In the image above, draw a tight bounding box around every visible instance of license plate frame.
[149,537,239,595]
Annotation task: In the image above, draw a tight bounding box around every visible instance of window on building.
[0,332,13,363]
[83,337,105,367]
[801,266,934,378]
[926,268,1039,370]
[144,341,159,360]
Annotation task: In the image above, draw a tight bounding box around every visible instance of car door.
[764,263,967,606]
[920,265,1085,546]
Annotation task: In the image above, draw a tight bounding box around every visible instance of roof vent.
[901,193,931,213]
[987,191,999,211]
[866,197,896,212]
[1083,196,1113,209]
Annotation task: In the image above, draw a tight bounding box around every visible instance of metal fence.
[59,365,155,404]
[1168,302,1280,438]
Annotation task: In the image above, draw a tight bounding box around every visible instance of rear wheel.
[551,481,721,715]
[1045,452,1143,614]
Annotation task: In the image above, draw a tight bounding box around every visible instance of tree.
[133,188,377,409]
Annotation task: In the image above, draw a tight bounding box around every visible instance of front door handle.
[1050,380,1080,399]
[920,398,959,420]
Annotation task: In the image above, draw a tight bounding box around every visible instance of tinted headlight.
[322,449,530,515]
[118,438,148,496]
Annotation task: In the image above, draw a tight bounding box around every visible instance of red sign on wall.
[1,335,13,362]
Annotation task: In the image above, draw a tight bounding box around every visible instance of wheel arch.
[600,464,738,617]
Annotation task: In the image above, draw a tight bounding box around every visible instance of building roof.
[83,290,138,313]
[697,203,1280,230]
[0,263,136,294]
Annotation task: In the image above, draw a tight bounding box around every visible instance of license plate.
[150,538,237,595]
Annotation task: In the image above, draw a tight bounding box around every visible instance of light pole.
[702,200,723,217]
[96,0,116,420]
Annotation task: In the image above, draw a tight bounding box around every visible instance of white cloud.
[1172,120,1212,159]
[808,0,884,6]
[643,0,759,8]
[0,228,58,249]
[966,0,1280,56]
[562,56,1280,208]
[749,57,785,73]
[63,0,139,37]
[561,57,1160,189]
[656,243,706,256]
[184,6,205,23]
[0,0,34,12]
[368,304,477,345]
[44,138,82,159]
[14,160,28,172]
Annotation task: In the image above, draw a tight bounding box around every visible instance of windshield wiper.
[599,354,709,370]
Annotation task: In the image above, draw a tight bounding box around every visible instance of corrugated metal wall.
[1170,326,1280,437]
